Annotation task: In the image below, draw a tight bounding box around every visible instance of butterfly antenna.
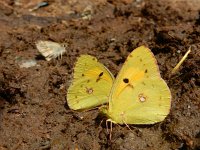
[171,46,191,75]
[121,117,132,131]
[124,121,132,131]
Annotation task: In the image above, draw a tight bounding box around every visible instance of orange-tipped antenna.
[171,46,191,75]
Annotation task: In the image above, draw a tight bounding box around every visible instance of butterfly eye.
[123,78,129,83]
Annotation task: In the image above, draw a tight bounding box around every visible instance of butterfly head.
[99,105,109,116]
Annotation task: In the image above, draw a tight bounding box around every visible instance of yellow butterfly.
[67,55,114,110]
[101,46,171,124]
[67,46,171,124]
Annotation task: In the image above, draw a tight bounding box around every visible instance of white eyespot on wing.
[86,87,94,94]
[138,93,147,102]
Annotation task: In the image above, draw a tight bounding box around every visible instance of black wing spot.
[99,72,104,77]
[92,58,96,61]
[96,72,104,82]
[145,69,148,73]
[87,80,90,83]
[82,74,85,76]
[123,78,129,83]
[75,95,78,98]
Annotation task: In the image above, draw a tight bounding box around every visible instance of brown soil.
[0,0,199,149]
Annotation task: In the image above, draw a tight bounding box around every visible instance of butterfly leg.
[109,121,112,140]
[106,119,113,140]
[106,119,109,133]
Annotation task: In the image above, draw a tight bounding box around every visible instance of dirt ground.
[0,0,199,149]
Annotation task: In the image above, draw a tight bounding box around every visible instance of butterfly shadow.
[35,54,46,61]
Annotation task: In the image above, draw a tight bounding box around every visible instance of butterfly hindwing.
[106,46,171,124]
[67,55,114,110]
